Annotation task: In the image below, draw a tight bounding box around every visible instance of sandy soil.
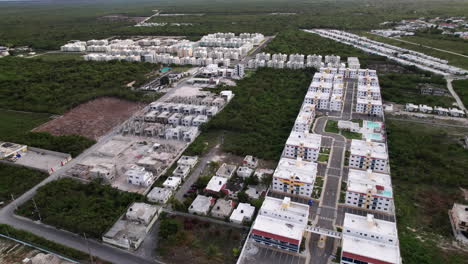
[33,98,144,140]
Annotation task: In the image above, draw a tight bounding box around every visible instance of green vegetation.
[0,224,88,261]
[204,68,313,160]
[0,110,50,138]
[33,52,84,62]
[324,120,339,133]
[341,130,362,140]
[380,72,454,107]
[0,109,95,157]
[16,178,143,238]
[386,120,468,263]
[0,163,48,203]
[2,0,468,50]
[312,176,324,199]
[453,79,468,108]
[318,154,329,163]
[157,214,247,263]
[401,33,468,56]
[0,57,159,114]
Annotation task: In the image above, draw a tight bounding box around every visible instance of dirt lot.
[33,98,144,140]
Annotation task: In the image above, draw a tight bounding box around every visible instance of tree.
[159,218,180,239]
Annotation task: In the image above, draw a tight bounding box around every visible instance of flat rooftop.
[261,196,309,221]
[350,139,388,160]
[344,213,398,238]
[452,203,468,222]
[357,97,383,106]
[286,131,322,149]
[305,91,331,100]
[342,234,401,264]
[274,157,317,184]
[252,214,304,242]
[347,169,393,198]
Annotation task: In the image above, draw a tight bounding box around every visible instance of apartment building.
[347,57,360,69]
[251,197,309,253]
[272,157,317,198]
[330,94,343,112]
[304,91,330,110]
[341,213,401,264]
[346,169,394,213]
[284,132,322,162]
[355,97,383,116]
[293,104,316,133]
[349,139,388,173]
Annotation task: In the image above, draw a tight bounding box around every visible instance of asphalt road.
[0,72,210,264]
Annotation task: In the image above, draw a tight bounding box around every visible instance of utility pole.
[32,198,42,222]
[83,233,94,264]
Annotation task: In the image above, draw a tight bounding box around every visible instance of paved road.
[446,77,467,112]
[0,73,209,264]
[175,140,221,201]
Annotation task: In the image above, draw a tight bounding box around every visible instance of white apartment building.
[147,187,173,204]
[358,69,377,77]
[349,139,388,173]
[346,169,394,213]
[284,131,322,162]
[338,68,358,78]
[347,57,360,69]
[125,165,153,187]
[330,94,343,111]
[304,91,330,110]
[355,97,383,116]
[357,84,381,100]
[251,197,309,252]
[272,157,317,198]
[310,73,334,93]
[341,214,401,264]
[332,82,344,95]
[230,203,255,224]
[293,105,316,133]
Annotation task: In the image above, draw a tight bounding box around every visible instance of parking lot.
[240,241,306,264]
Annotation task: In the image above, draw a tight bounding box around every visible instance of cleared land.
[33,98,144,140]
[386,120,468,264]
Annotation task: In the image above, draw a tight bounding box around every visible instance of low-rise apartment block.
[251,197,309,253]
[284,132,322,162]
[346,169,394,213]
[272,157,317,198]
[341,213,401,264]
[304,91,330,109]
[349,139,388,172]
[355,97,383,116]
[449,203,468,244]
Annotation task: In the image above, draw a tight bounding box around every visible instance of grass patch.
[359,31,468,70]
[325,120,339,133]
[204,68,313,160]
[318,154,329,163]
[386,119,468,263]
[453,79,468,108]
[0,163,48,203]
[16,178,143,238]
[341,130,362,140]
[157,214,247,264]
[0,110,50,138]
[33,52,84,61]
